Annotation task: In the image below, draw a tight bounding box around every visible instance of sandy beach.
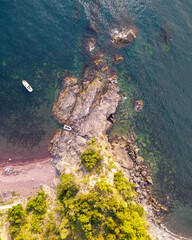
[0,158,56,199]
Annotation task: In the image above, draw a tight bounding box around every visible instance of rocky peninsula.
[47,52,170,239]
[0,28,184,240]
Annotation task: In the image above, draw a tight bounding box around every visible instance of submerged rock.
[159,25,172,45]
[86,38,97,52]
[134,99,143,112]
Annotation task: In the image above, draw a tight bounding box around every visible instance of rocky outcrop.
[52,77,79,124]
[111,28,137,45]
[134,99,143,112]
[49,45,169,237]
[49,68,121,172]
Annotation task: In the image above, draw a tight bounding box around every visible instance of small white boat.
[63,125,72,131]
[22,80,33,92]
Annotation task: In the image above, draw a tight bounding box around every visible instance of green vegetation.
[55,175,150,240]
[163,44,170,52]
[114,171,136,201]
[7,204,25,238]
[2,59,6,66]
[145,44,153,56]
[81,147,103,171]
[7,191,50,240]
[57,173,80,203]
[26,191,47,215]
[6,148,151,240]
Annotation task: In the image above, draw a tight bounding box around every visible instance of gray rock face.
[49,70,121,173]
[52,77,79,124]
[112,143,134,171]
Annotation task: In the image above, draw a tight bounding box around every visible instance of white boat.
[22,80,33,92]
[63,125,72,131]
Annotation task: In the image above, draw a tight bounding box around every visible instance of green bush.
[7,204,25,238]
[57,173,79,203]
[114,171,136,201]
[7,166,151,240]
[80,148,103,171]
[58,178,150,240]
[26,191,47,215]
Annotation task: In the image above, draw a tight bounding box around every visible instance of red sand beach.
[0,157,56,199]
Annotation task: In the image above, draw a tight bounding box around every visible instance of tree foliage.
[80,148,103,171]
[7,204,25,238]
[7,172,151,240]
[56,177,150,240]
[26,191,47,215]
[114,170,136,201]
[57,173,79,203]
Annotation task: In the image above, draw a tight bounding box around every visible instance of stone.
[142,171,147,177]
[140,181,146,187]
[134,99,143,112]
[135,172,140,177]
[136,188,141,194]
[111,28,137,45]
[135,183,140,188]
[142,191,148,198]
[86,38,97,52]
[133,177,141,183]
[146,176,153,185]
[52,81,79,124]
[135,156,144,165]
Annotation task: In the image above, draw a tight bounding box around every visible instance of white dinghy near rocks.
[22,80,33,92]
[63,125,72,131]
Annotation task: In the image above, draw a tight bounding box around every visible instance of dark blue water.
[0,0,192,237]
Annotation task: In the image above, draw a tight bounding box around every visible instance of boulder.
[135,156,144,165]
[146,176,153,185]
[111,28,137,45]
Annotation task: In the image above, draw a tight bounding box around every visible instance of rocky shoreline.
[48,52,172,238]
[0,25,186,240]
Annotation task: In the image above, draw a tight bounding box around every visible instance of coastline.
[0,150,51,167]
[1,76,189,240]
[1,29,190,240]
[0,157,56,201]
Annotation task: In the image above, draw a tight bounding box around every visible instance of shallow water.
[0,0,192,237]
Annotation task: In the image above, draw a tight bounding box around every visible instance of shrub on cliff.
[7,204,25,238]
[61,180,150,240]
[80,148,103,171]
[114,170,136,201]
[26,191,47,215]
[57,173,79,204]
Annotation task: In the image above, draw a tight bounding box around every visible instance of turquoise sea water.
[0,0,192,237]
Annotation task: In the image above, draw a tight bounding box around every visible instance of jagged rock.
[135,156,144,165]
[134,99,143,112]
[146,176,153,185]
[71,77,102,122]
[52,78,79,124]
[112,143,134,170]
[142,171,147,177]
[50,70,121,172]
[111,28,137,45]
